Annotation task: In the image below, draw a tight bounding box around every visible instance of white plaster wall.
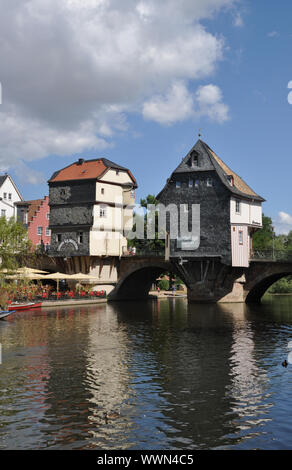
[89,229,127,256]
[100,168,133,185]
[230,198,262,226]
[0,177,22,220]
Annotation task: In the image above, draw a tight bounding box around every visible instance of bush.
[158,279,169,291]
[268,277,292,294]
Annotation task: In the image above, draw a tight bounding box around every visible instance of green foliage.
[253,214,273,251]
[129,194,165,252]
[268,277,292,294]
[0,216,32,271]
[158,279,169,291]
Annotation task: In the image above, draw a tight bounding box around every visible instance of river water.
[0,296,292,450]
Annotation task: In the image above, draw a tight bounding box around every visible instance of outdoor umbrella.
[42,272,74,292]
[69,272,97,280]
[16,267,50,274]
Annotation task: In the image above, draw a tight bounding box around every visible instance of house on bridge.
[157,139,265,267]
[48,157,137,293]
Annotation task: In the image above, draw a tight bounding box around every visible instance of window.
[101,188,104,195]
[78,232,83,243]
[100,206,107,217]
[37,226,43,235]
[56,234,61,242]
[46,227,50,236]
[189,151,198,167]
[130,190,135,198]
[46,213,50,220]
[195,180,199,188]
[116,170,119,175]
[206,178,213,187]
[1,209,6,217]
[3,193,6,199]
[8,193,12,200]
[176,181,181,189]
[239,231,243,245]
[188,179,193,188]
[227,175,234,186]
[235,200,241,214]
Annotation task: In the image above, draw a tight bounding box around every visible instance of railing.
[251,250,292,262]
[122,249,165,257]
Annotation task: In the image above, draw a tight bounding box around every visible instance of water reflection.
[0,298,292,449]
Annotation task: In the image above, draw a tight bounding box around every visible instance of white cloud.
[142,81,194,125]
[195,84,230,122]
[143,82,229,125]
[0,0,236,171]
[274,211,292,235]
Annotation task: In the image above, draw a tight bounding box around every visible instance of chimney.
[77,158,85,165]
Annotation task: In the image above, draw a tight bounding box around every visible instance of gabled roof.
[0,175,9,187]
[0,173,23,201]
[48,157,137,187]
[157,139,265,202]
[15,198,46,224]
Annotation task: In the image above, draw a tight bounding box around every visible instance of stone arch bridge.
[108,254,292,303]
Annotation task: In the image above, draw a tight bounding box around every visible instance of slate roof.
[0,175,8,187]
[157,139,265,202]
[48,158,137,187]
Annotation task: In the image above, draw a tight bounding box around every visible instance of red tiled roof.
[49,158,137,187]
[49,160,107,182]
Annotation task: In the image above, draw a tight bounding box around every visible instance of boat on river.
[0,310,15,320]
[8,302,42,311]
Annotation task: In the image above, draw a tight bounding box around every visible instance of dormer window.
[187,151,199,167]
[188,179,193,188]
[227,175,234,186]
[176,181,181,189]
[206,178,213,187]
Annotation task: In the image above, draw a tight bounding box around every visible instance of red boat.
[8,302,42,311]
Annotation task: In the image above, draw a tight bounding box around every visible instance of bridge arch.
[109,258,177,300]
[245,266,292,303]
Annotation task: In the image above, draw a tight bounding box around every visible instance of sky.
[0,0,292,234]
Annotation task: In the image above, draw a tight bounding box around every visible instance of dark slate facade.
[157,139,264,265]
[48,180,95,257]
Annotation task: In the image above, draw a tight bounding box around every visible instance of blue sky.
[0,0,292,233]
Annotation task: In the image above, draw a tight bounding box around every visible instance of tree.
[0,216,32,271]
[128,194,165,253]
[252,214,274,251]
[0,217,33,309]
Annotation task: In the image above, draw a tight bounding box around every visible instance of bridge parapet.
[251,250,292,262]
